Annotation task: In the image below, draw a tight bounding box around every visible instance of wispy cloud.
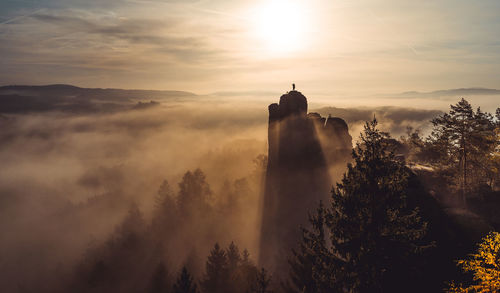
[0,8,44,26]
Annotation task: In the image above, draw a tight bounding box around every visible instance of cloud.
[29,12,212,59]
[0,7,229,88]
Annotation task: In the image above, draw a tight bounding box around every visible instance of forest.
[0,95,498,293]
[8,98,491,293]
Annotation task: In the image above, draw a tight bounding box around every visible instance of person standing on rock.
[292,83,296,91]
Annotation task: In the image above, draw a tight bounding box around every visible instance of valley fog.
[0,90,472,291]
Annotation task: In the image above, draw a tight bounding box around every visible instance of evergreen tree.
[249,268,273,293]
[201,243,229,293]
[289,118,431,293]
[173,267,198,293]
[152,179,178,238]
[239,248,261,292]
[225,241,241,292]
[226,242,241,272]
[116,202,145,250]
[155,180,175,213]
[199,242,261,293]
[177,169,212,215]
[286,203,329,293]
[429,99,497,200]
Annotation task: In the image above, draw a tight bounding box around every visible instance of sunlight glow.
[252,1,310,54]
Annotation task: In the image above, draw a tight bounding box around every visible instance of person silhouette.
[292,83,296,91]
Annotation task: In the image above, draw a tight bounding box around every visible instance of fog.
[0,89,447,292]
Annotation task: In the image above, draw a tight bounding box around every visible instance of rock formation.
[259,90,352,274]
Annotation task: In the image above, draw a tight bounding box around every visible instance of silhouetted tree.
[155,180,175,213]
[115,202,145,250]
[201,243,229,293]
[289,118,432,293]
[286,203,326,293]
[226,242,241,272]
[152,179,178,237]
[173,267,198,293]
[199,242,262,293]
[249,268,273,293]
[177,169,211,216]
[225,242,254,292]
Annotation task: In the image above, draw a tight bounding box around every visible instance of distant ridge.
[399,87,500,97]
[0,84,196,98]
[0,84,197,114]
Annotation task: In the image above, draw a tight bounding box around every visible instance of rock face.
[259,90,352,274]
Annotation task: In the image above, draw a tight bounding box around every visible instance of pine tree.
[430,99,497,201]
[287,202,328,293]
[173,267,198,293]
[201,243,229,293]
[116,202,145,250]
[239,248,261,293]
[224,241,241,292]
[226,242,241,272]
[289,118,431,293]
[250,268,273,293]
[152,179,178,234]
[177,169,212,216]
[155,180,175,213]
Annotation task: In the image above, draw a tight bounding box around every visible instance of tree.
[200,242,261,293]
[286,203,327,293]
[429,99,497,201]
[152,179,178,233]
[177,169,212,215]
[448,232,500,292]
[201,243,229,293]
[249,268,273,293]
[155,180,175,213]
[115,202,145,250]
[225,241,241,292]
[173,267,198,293]
[288,118,431,293]
[226,242,241,272]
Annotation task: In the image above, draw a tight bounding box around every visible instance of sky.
[0,0,499,96]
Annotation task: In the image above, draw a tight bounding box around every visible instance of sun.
[252,1,310,54]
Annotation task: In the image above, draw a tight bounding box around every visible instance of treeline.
[53,168,266,293]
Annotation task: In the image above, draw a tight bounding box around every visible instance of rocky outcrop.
[259,90,352,274]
